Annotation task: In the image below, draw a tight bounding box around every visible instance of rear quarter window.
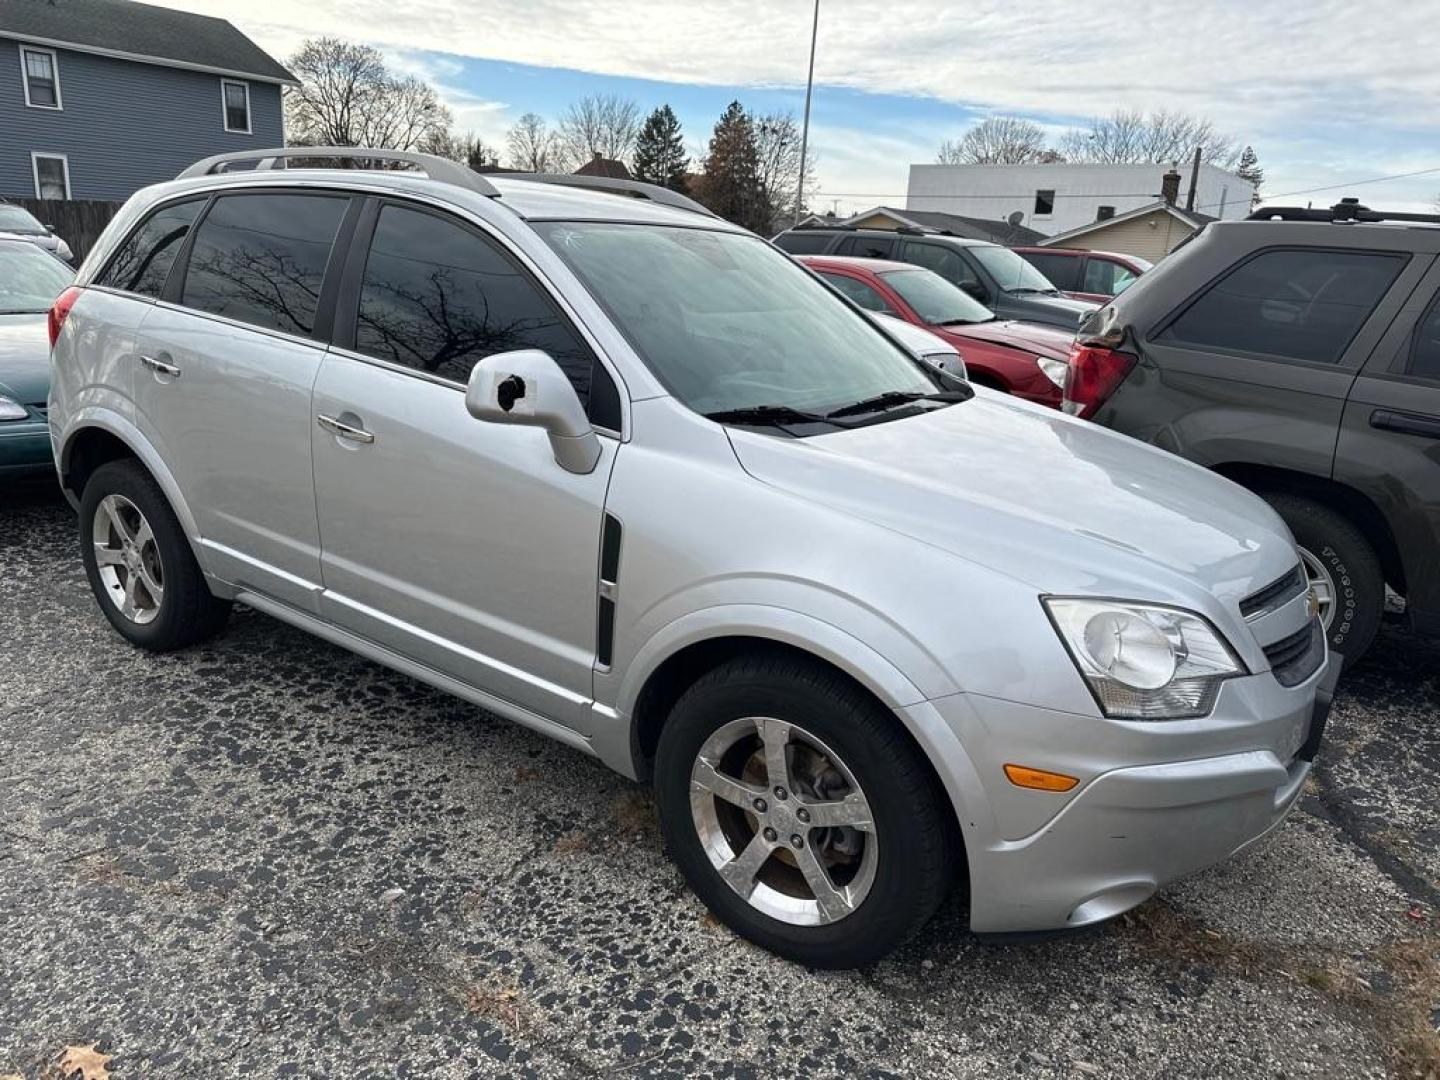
[1157,248,1407,365]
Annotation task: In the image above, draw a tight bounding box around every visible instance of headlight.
[1043,597,1245,719]
[0,396,29,421]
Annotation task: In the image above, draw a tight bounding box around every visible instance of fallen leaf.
[514,766,538,783]
[1,1072,25,1080]
[58,1045,112,1080]
[1404,904,1427,924]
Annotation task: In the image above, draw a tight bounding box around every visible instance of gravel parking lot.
[2,486,1437,1079]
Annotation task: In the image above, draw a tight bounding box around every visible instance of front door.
[1336,261,1440,635]
[311,200,620,730]
[132,190,354,611]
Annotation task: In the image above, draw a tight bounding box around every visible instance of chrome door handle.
[139,354,181,378]
[317,414,375,444]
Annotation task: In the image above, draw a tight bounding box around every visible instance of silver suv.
[48,148,1336,968]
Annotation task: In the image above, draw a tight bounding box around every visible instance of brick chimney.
[1161,168,1182,206]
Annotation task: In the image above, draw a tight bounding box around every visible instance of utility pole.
[794,0,819,226]
[1185,145,1201,211]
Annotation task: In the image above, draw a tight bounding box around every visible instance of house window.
[1096,205,1116,221]
[32,153,70,199]
[1034,189,1055,216]
[221,79,251,133]
[21,45,62,109]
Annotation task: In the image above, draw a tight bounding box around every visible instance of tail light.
[1062,343,1136,419]
[48,286,82,348]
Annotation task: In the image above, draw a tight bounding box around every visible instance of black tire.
[1262,492,1383,662]
[654,652,954,968]
[79,458,230,651]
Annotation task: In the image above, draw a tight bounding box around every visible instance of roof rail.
[1248,197,1440,226]
[500,173,715,217]
[177,147,501,199]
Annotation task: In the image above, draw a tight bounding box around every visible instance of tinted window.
[97,199,204,298]
[774,231,834,254]
[1411,295,1440,382]
[1160,249,1406,365]
[901,241,977,286]
[355,205,601,409]
[1021,252,1081,291]
[838,235,896,259]
[182,194,347,337]
[817,272,895,313]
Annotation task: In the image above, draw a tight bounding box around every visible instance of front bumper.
[918,653,1338,934]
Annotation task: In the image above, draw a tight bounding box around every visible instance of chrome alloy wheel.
[92,493,164,625]
[1298,545,1336,631]
[689,716,877,926]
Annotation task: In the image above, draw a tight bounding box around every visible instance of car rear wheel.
[80,459,230,651]
[655,652,953,968]
[1262,493,1383,662]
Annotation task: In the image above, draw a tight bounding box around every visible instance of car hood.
[727,393,1297,609]
[0,313,52,404]
[1012,292,1097,320]
[937,319,1074,359]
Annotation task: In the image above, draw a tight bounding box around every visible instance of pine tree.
[1236,145,1264,208]
[633,105,689,192]
[693,101,768,233]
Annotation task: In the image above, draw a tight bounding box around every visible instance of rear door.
[1019,250,1085,296]
[1336,257,1440,634]
[133,189,357,611]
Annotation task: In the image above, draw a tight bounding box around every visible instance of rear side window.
[773,231,833,254]
[1410,295,1440,381]
[1159,248,1406,365]
[1021,252,1081,291]
[181,193,348,337]
[96,199,204,298]
[353,204,606,417]
[817,272,896,314]
[838,235,895,259]
[1082,258,1138,297]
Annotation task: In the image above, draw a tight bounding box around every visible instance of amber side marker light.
[1003,764,1079,792]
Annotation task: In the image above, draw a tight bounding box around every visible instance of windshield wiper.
[938,316,994,326]
[1007,287,1059,296]
[705,404,842,428]
[824,389,970,419]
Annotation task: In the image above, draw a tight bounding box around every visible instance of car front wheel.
[655,653,954,968]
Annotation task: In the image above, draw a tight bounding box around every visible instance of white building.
[905,162,1254,238]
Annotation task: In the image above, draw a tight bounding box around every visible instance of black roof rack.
[178,146,501,198]
[790,221,855,231]
[501,173,715,217]
[1248,197,1440,226]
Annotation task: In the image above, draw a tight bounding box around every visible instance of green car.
[0,237,73,478]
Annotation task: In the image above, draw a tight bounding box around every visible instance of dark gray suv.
[773,226,1096,330]
[1066,199,1440,661]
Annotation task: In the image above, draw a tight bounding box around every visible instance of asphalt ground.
[2,485,1437,1079]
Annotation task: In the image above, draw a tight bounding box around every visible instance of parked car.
[800,255,1071,407]
[869,311,968,380]
[0,202,74,263]
[1012,247,1151,304]
[772,224,1097,330]
[0,237,73,478]
[1065,198,1440,663]
[51,148,1335,968]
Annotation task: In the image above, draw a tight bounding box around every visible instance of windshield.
[0,206,46,236]
[882,268,993,325]
[534,222,938,416]
[0,242,72,314]
[970,246,1057,293]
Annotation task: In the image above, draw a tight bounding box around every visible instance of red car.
[799,255,1074,407]
[1010,247,1151,305]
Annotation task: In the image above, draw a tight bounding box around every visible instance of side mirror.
[959,280,990,304]
[465,349,602,475]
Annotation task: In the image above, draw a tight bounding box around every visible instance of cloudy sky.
[169,0,1438,216]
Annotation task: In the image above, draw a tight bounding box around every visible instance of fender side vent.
[596,514,622,668]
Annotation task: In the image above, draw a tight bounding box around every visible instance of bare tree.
[556,94,641,170]
[420,130,497,170]
[1057,109,1240,168]
[285,37,452,152]
[753,111,819,230]
[506,113,557,172]
[937,117,1050,165]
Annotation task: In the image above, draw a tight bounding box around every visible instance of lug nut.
[762,827,778,842]
[773,786,788,800]
[753,797,768,813]
[796,808,810,824]
[789,834,803,849]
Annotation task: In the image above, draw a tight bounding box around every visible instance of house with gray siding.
[0,0,294,201]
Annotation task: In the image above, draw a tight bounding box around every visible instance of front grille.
[1240,565,1306,620]
[1263,619,1325,687]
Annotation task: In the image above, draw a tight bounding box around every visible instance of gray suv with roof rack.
[1064,198,1440,662]
[773,223,1098,330]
